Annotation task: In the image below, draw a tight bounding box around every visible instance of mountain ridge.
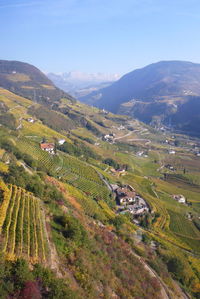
[80,60,200,136]
[0,60,74,104]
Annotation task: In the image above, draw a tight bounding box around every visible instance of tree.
[167,257,184,280]
[110,215,126,230]
[103,158,119,169]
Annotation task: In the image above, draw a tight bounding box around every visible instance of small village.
[111,184,150,223]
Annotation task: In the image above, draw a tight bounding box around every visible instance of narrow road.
[128,138,151,145]
[113,128,150,142]
[114,130,134,141]
[95,169,113,192]
[8,105,21,112]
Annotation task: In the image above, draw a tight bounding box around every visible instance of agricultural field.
[168,210,200,239]
[0,88,31,108]
[0,184,48,263]
[21,119,69,140]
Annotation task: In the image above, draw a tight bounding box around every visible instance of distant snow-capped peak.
[48,71,121,83]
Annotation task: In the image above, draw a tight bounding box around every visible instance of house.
[173,194,186,204]
[40,143,55,155]
[58,139,66,145]
[27,118,34,123]
[136,151,144,157]
[165,164,175,171]
[116,187,136,205]
[169,150,176,154]
[116,168,126,175]
[102,133,115,143]
[102,109,108,114]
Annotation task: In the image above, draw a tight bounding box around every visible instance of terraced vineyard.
[16,137,60,173]
[168,210,200,239]
[0,184,48,263]
[57,153,104,183]
[65,174,110,199]
[16,137,111,201]
[64,183,109,221]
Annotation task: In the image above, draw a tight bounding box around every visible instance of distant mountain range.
[1,60,200,137]
[80,61,200,136]
[47,71,120,98]
[0,60,74,104]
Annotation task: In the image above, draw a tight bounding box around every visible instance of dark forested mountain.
[80,61,200,136]
[0,60,74,104]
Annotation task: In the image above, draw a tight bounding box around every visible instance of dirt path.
[18,161,33,175]
[131,250,190,298]
[43,213,63,277]
[129,251,170,299]
[16,117,23,130]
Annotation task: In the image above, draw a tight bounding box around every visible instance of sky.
[1,0,200,75]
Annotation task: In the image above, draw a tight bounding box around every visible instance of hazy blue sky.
[1,0,200,74]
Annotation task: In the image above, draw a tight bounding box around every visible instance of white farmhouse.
[173,194,186,204]
[58,139,66,145]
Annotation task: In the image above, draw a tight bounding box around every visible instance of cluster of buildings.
[192,147,200,156]
[111,184,150,217]
[102,133,115,143]
[187,143,200,156]
[117,125,125,131]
